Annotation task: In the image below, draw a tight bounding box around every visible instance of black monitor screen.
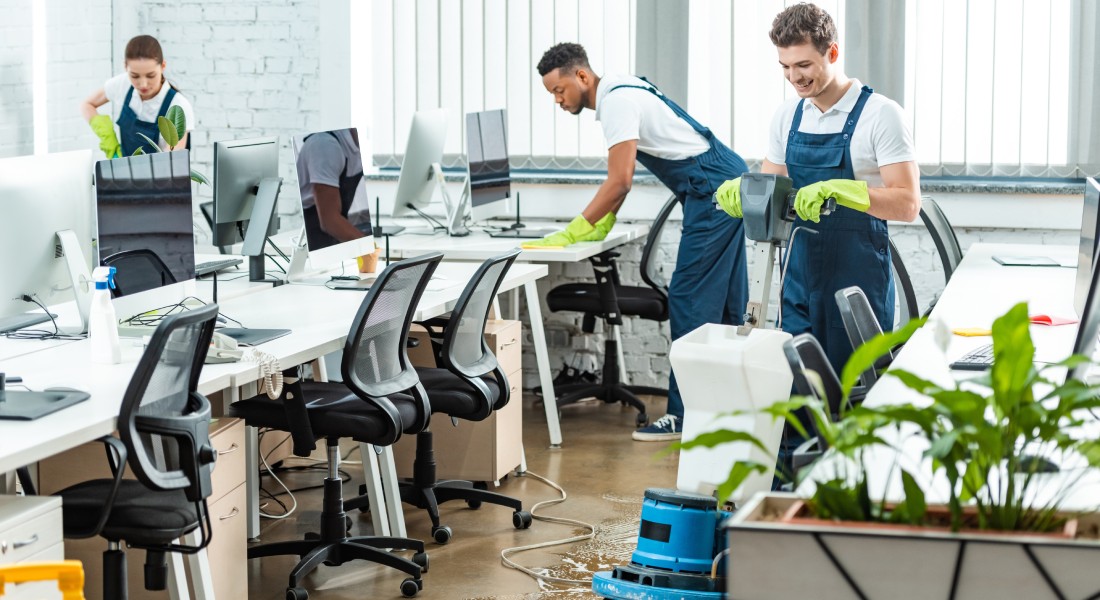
[466,109,510,207]
[94,151,196,285]
[1074,177,1100,316]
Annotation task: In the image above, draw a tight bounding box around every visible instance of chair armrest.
[66,436,128,539]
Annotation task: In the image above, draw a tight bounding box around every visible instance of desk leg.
[0,472,13,494]
[509,288,520,321]
[184,530,215,600]
[358,443,391,536]
[524,281,562,447]
[167,552,187,600]
[378,446,407,537]
[246,424,260,540]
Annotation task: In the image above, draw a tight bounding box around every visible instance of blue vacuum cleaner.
[591,488,728,600]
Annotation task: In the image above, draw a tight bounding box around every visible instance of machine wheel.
[286,587,308,600]
[513,510,533,529]
[635,413,649,427]
[400,578,422,597]
[431,525,453,544]
[412,551,429,573]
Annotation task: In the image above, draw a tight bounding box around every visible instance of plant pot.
[726,492,1100,600]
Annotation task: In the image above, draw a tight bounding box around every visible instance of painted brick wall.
[0,0,34,159]
[47,0,113,153]
[510,223,1077,396]
[114,0,322,244]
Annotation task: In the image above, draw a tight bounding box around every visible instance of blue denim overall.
[117,85,178,156]
[607,81,749,418]
[781,86,895,376]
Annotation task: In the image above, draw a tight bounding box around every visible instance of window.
[363,0,636,170]
[903,0,1073,177]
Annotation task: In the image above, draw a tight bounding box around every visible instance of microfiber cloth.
[1029,314,1078,326]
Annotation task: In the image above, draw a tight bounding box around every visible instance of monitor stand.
[0,389,91,420]
[0,312,55,334]
[242,177,285,287]
[431,163,470,237]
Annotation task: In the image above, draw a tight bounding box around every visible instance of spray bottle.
[89,266,121,364]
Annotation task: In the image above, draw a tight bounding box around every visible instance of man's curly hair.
[769,3,837,55]
[537,42,591,76]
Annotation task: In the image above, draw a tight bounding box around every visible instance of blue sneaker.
[632,414,682,442]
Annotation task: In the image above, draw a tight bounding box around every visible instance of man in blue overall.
[715,3,921,471]
[532,43,750,441]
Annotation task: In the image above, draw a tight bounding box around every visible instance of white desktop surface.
[800,242,1100,509]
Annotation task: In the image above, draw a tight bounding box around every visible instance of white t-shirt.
[296,129,364,210]
[766,79,915,188]
[103,72,195,151]
[594,74,710,160]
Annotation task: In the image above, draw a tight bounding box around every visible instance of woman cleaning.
[80,35,195,158]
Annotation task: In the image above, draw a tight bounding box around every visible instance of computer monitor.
[1073,177,1100,316]
[0,150,96,333]
[94,151,197,291]
[288,127,375,278]
[390,109,449,219]
[213,136,283,282]
[466,109,513,222]
[1070,227,1100,382]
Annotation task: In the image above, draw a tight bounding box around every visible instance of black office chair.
[385,250,533,544]
[919,196,964,314]
[229,252,444,599]
[53,304,219,599]
[835,286,896,388]
[889,239,920,325]
[102,248,177,298]
[545,195,679,426]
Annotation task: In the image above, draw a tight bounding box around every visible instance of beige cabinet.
[0,495,64,600]
[394,319,524,482]
[37,418,247,600]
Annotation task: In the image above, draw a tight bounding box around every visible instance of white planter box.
[726,492,1100,600]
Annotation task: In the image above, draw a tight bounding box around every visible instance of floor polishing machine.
[592,174,835,599]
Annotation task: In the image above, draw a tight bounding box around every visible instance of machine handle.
[820,197,838,216]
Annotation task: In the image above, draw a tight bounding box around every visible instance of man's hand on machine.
[522,213,616,249]
[714,177,743,218]
[794,179,870,223]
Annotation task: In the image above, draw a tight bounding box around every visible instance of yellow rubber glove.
[575,212,616,242]
[714,177,743,218]
[522,215,596,249]
[794,179,870,223]
[89,114,121,159]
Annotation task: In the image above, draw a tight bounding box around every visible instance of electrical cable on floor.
[257,434,298,519]
[499,471,597,586]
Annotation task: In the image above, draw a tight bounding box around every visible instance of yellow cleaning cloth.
[952,328,992,337]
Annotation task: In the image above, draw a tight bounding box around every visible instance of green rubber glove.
[794,179,870,223]
[522,215,596,249]
[714,177,743,218]
[89,114,121,159]
[575,212,616,242]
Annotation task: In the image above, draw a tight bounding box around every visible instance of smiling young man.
[534,43,750,441]
[716,2,920,378]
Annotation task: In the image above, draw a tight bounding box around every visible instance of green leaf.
[899,470,927,525]
[716,461,768,502]
[131,147,144,156]
[841,317,926,400]
[989,303,1034,414]
[157,116,179,148]
[667,428,769,456]
[190,169,209,185]
[165,105,187,141]
[135,132,162,153]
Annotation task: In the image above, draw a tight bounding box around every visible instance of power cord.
[2,294,86,340]
[243,349,283,399]
[409,205,447,231]
[776,226,819,330]
[499,471,597,586]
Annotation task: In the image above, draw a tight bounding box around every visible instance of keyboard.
[195,258,244,276]
[950,343,994,371]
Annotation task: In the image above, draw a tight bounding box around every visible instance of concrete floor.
[246,394,679,599]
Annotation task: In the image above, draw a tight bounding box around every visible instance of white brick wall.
[114,0,322,244]
[0,0,34,158]
[47,0,112,153]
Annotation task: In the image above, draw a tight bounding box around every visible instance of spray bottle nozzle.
[92,266,117,291]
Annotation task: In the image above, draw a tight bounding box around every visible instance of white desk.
[803,242,1100,509]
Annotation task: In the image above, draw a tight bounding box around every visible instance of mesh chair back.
[890,239,919,325]
[102,249,178,298]
[342,252,443,438]
[118,303,218,502]
[640,194,681,294]
[835,286,892,387]
[782,333,845,435]
[919,196,963,281]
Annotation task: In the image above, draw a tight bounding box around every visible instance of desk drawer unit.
[0,496,64,600]
[209,417,246,504]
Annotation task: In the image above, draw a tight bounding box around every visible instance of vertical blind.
[369,0,636,170]
[903,0,1073,177]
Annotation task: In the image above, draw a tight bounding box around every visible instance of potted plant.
[133,105,209,185]
[686,303,1100,599]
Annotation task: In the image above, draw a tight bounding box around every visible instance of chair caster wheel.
[636,413,649,427]
[513,510,533,529]
[400,577,422,597]
[466,498,482,509]
[286,587,308,600]
[431,525,453,544]
[412,551,429,573]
